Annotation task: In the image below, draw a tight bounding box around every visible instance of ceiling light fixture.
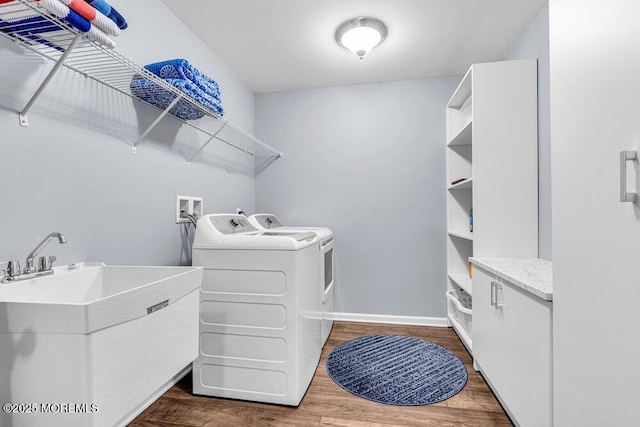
[335,17,387,60]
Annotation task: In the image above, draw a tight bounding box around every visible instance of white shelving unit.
[445,68,473,352]
[0,0,282,173]
[445,59,538,354]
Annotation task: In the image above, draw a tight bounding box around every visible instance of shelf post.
[132,94,183,154]
[19,34,82,127]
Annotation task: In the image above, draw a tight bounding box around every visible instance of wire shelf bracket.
[131,94,183,154]
[19,33,81,127]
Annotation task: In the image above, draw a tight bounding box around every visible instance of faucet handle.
[37,256,56,272]
[3,260,22,277]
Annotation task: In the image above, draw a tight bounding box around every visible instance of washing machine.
[247,213,334,346]
[191,214,322,406]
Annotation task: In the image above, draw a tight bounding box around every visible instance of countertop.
[469,257,553,301]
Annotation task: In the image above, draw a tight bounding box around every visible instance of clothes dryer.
[192,214,322,406]
[247,213,334,346]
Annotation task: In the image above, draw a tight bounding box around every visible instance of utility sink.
[0,262,203,426]
[0,262,203,334]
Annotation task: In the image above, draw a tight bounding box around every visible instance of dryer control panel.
[254,214,284,229]
[209,215,258,235]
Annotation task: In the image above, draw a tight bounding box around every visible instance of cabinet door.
[550,1,640,425]
[498,280,552,427]
[473,267,552,427]
[472,268,504,383]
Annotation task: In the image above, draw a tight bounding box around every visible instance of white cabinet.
[445,59,538,352]
[549,2,640,425]
[472,260,552,427]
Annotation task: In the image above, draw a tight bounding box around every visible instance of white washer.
[248,213,334,346]
[191,214,322,406]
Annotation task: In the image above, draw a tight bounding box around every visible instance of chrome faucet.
[1,232,67,283]
[24,232,66,274]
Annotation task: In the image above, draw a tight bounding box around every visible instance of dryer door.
[321,238,334,301]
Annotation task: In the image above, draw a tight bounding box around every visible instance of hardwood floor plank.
[320,416,407,426]
[130,322,512,426]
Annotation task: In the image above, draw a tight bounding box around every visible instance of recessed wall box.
[176,196,204,224]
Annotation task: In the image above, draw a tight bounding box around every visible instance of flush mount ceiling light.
[335,17,387,60]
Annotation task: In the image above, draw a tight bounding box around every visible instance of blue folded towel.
[0,16,63,35]
[130,78,224,121]
[106,6,126,30]
[63,7,91,33]
[0,16,65,52]
[170,78,223,115]
[130,79,205,120]
[0,15,60,34]
[84,0,110,16]
[85,0,127,29]
[144,59,221,99]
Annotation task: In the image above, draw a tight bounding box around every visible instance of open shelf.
[0,0,282,173]
[448,230,473,241]
[447,67,472,109]
[447,120,472,146]
[448,178,473,190]
[448,273,472,295]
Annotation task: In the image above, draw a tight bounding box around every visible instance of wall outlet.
[176,195,204,224]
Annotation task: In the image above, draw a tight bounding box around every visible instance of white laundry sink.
[0,262,203,334]
[0,261,203,427]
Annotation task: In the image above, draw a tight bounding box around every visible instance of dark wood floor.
[130,322,512,426]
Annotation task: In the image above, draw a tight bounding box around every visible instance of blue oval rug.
[326,335,467,406]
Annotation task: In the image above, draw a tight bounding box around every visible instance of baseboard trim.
[331,312,449,327]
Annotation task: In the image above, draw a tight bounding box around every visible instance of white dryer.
[248,213,334,346]
[191,214,322,406]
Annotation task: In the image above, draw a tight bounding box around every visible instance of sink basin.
[0,262,203,334]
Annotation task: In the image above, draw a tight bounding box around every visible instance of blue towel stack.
[0,0,128,50]
[129,59,224,121]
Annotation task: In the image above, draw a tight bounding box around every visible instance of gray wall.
[256,77,460,318]
[0,0,257,266]
[503,3,551,260]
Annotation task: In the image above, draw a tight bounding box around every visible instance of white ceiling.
[159,0,547,93]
